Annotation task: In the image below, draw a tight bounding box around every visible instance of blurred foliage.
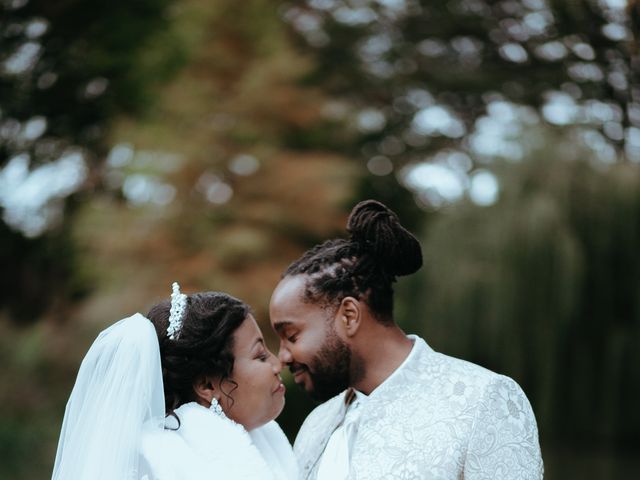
[398,128,640,449]
[0,316,90,479]
[1,0,640,479]
[1,0,182,157]
[0,0,185,322]
[0,218,88,321]
[282,0,639,167]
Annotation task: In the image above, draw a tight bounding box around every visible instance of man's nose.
[278,344,293,364]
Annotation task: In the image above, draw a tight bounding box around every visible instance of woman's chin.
[273,396,286,420]
[247,399,286,431]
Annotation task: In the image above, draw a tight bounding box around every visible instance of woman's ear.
[337,296,361,338]
[192,375,217,407]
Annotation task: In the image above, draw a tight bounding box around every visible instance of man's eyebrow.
[273,321,293,333]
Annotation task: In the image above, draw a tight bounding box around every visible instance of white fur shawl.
[140,402,299,479]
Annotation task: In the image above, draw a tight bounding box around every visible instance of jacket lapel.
[300,389,353,479]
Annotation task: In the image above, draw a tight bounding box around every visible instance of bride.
[52,283,299,479]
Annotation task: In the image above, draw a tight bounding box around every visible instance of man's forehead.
[270,275,307,310]
[272,320,296,333]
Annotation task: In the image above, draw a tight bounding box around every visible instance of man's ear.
[336,296,362,338]
[192,375,217,406]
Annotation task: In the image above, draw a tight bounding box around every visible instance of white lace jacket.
[294,336,543,480]
[141,402,299,480]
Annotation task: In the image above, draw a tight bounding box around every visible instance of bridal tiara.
[167,282,187,340]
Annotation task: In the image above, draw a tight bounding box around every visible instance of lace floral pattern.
[295,336,543,480]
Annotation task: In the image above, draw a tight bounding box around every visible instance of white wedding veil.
[52,313,165,479]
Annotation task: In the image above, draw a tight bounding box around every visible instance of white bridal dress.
[52,313,299,480]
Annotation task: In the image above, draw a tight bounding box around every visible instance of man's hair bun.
[347,199,423,277]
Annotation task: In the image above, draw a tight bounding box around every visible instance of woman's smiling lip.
[273,382,286,394]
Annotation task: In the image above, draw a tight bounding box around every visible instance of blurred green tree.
[0,0,184,321]
[283,0,638,159]
[398,127,640,450]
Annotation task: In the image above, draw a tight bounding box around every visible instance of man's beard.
[306,331,352,402]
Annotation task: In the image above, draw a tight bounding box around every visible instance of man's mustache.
[288,363,308,374]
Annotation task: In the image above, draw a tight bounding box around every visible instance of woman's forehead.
[234,315,263,350]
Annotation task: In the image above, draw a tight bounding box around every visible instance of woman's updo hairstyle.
[146,292,249,416]
[284,199,422,323]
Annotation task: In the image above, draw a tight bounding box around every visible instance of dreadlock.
[283,199,423,323]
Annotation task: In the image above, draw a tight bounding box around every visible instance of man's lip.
[291,369,307,384]
[289,364,307,375]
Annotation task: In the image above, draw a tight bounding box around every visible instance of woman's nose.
[271,353,283,374]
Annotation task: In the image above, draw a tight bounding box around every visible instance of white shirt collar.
[353,334,421,400]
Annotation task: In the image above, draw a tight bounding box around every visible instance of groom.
[269,200,543,480]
